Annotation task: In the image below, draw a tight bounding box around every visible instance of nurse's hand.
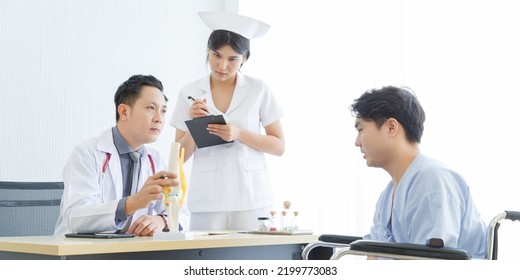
[189,98,209,119]
[207,123,240,142]
[126,215,165,236]
[125,171,178,215]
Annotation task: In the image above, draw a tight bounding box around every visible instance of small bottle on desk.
[292,211,300,231]
[269,210,278,231]
[257,217,269,231]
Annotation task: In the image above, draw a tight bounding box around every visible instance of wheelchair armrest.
[318,234,363,244]
[341,240,471,260]
[302,235,363,260]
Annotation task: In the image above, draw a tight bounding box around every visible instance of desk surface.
[0,232,318,257]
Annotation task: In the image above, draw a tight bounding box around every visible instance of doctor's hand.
[189,98,209,119]
[126,215,165,236]
[207,123,241,142]
[125,171,178,216]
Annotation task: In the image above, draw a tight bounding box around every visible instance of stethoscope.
[102,153,156,175]
[101,152,159,218]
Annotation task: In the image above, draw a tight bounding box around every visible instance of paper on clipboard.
[185,115,234,148]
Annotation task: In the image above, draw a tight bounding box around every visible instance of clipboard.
[185,115,234,148]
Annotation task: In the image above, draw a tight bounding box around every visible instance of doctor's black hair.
[349,86,425,143]
[207,30,251,65]
[114,74,167,122]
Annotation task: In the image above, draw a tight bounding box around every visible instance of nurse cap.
[198,11,270,40]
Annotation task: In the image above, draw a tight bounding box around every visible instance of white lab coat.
[54,128,171,236]
[170,72,284,213]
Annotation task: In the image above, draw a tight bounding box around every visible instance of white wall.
[0,0,229,181]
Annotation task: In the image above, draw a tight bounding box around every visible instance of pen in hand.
[188,96,210,114]
[187,96,197,102]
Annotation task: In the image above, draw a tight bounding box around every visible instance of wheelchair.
[302,211,520,260]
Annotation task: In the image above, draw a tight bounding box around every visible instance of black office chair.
[303,211,520,260]
[0,181,64,236]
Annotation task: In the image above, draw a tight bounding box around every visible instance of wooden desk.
[0,233,318,260]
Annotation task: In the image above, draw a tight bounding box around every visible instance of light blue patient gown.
[365,154,487,259]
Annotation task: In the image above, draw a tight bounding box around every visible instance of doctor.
[55,74,182,236]
[170,11,285,231]
[351,86,487,259]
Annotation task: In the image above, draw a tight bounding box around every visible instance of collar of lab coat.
[198,71,250,115]
[96,128,152,158]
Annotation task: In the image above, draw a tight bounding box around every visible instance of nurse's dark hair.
[349,86,425,143]
[207,30,250,65]
[114,74,167,122]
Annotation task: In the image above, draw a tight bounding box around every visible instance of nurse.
[170,11,285,231]
[350,86,487,259]
[55,75,187,236]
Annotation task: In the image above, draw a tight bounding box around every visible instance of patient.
[350,86,487,259]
